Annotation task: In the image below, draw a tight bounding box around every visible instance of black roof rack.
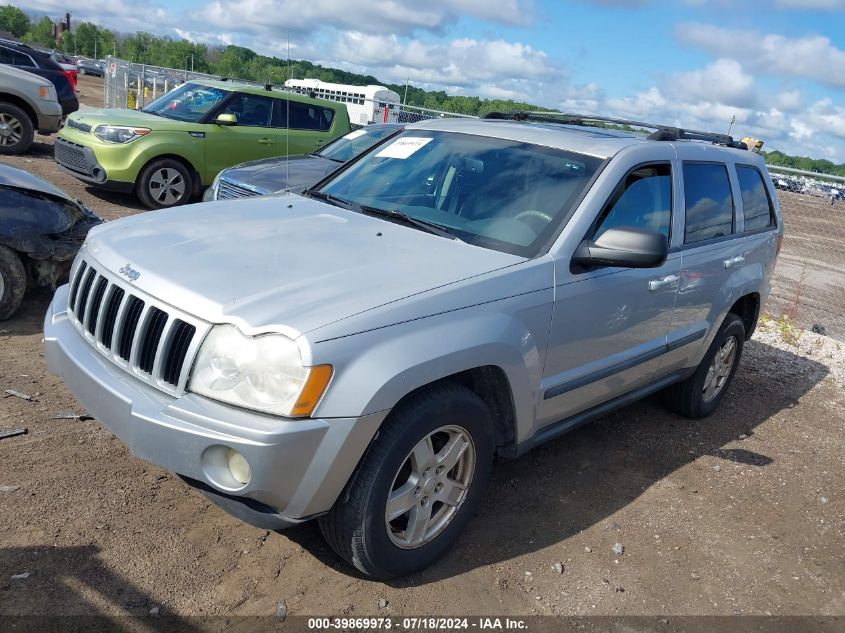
[482,111,747,150]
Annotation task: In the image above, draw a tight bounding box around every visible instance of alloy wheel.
[148,168,186,205]
[702,335,737,403]
[385,425,475,549]
[0,113,23,147]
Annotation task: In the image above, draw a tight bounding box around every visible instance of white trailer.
[283,79,401,126]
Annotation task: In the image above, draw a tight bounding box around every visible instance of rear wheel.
[663,313,745,418]
[0,246,26,321]
[0,103,34,156]
[319,382,495,579]
[136,158,193,209]
[78,67,86,75]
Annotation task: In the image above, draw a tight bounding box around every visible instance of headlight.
[94,125,150,143]
[188,325,333,418]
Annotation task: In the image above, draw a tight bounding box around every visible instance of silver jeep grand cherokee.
[44,113,782,578]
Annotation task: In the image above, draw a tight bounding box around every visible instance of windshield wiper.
[306,190,362,211]
[305,191,461,241]
[359,206,462,242]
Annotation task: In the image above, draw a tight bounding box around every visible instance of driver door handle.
[724,255,745,269]
[648,274,678,291]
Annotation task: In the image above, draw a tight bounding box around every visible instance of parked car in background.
[0,164,101,319]
[0,40,79,116]
[54,80,351,209]
[45,113,781,578]
[204,123,402,200]
[0,64,63,155]
[77,59,104,77]
[49,51,78,90]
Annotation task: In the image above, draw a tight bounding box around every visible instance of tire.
[136,158,193,209]
[0,102,34,156]
[663,313,745,418]
[0,246,26,321]
[78,67,86,75]
[319,382,495,579]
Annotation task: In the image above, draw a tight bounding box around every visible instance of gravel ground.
[0,77,843,620]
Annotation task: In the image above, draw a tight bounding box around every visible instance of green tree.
[0,4,29,37]
[24,16,55,47]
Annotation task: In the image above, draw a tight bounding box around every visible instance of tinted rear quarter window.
[683,162,734,244]
[275,100,335,131]
[736,165,775,231]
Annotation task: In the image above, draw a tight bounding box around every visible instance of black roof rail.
[482,111,747,150]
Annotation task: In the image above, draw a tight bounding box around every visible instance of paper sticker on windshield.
[376,137,432,159]
[344,129,367,140]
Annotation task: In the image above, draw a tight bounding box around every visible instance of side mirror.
[215,113,237,126]
[573,227,668,269]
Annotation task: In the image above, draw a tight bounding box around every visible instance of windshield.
[317,125,401,163]
[318,130,603,257]
[142,83,230,122]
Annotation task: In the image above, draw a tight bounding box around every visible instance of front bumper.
[44,285,386,529]
[36,105,63,134]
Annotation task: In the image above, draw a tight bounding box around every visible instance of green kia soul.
[54,80,351,209]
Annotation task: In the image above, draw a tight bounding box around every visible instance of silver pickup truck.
[45,114,782,578]
[0,64,63,155]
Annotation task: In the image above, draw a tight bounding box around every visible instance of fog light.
[227,449,251,485]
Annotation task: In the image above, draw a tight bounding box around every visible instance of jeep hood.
[83,194,523,335]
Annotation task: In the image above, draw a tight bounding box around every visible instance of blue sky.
[23,0,845,160]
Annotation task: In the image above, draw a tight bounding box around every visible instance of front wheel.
[136,158,193,209]
[663,313,745,418]
[0,103,34,156]
[319,382,495,579]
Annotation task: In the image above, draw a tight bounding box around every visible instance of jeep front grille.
[66,258,209,396]
[217,179,262,200]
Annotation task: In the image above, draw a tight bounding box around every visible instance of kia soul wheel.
[137,158,193,209]
[319,383,495,579]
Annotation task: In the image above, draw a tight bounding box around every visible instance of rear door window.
[275,100,335,131]
[736,165,775,231]
[593,163,672,240]
[683,162,734,244]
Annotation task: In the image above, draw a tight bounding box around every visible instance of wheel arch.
[728,292,760,340]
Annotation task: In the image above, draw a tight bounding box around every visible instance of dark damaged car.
[0,164,101,319]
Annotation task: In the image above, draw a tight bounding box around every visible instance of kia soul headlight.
[94,125,150,143]
[189,325,332,418]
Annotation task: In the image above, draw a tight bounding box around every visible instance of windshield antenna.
[285,32,290,194]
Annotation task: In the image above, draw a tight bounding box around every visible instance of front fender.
[308,289,554,445]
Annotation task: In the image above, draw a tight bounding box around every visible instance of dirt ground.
[0,76,843,621]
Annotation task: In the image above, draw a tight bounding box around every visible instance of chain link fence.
[102,57,474,124]
[766,166,845,340]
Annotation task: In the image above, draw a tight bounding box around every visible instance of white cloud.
[668,58,757,108]
[323,32,568,103]
[776,90,802,112]
[677,22,845,88]
[200,0,533,39]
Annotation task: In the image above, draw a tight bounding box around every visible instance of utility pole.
[404,77,409,105]
[727,114,736,136]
